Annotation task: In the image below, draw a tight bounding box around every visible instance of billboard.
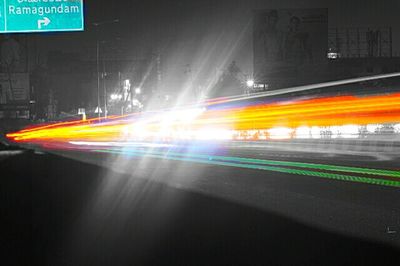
[253,8,328,86]
[0,73,29,110]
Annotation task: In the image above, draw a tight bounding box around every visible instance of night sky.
[29,0,400,102]
[39,0,400,53]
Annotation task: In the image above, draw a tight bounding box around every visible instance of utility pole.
[156,50,162,93]
[103,58,107,118]
[96,39,100,119]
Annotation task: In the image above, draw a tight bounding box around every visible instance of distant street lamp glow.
[246,79,255,88]
[111,94,123,101]
[135,88,141,94]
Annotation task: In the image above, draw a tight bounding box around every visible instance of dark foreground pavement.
[1,149,400,266]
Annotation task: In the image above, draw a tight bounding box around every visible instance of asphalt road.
[1,143,400,265]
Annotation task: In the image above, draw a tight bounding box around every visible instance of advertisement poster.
[0,73,30,110]
[253,8,328,84]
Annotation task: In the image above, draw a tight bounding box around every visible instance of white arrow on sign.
[38,17,51,29]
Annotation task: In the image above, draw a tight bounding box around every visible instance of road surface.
[1,141,400,265]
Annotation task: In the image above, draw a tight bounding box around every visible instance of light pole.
[102,52,108,118]
[93,19,119,119]
[96,39,100,118]
[246,79,254,95]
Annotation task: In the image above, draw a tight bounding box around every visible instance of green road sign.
[0,0,84,33]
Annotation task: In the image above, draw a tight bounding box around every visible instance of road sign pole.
[92,19,119,119]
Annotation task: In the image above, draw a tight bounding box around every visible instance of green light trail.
[96,149,400,188]
[98,148,400,178]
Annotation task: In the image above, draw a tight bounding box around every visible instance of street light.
[246,79,255,88]
[110,94,122,101]
[93,19,119,119]
[135,88,141,95]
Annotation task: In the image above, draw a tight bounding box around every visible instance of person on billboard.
[0,84,4,104]
[0,83,13,104]
[260,10,284,63]
[284,16,312,65]
[1,35,21,72]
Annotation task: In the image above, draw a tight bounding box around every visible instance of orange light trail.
[6,93,400,144]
